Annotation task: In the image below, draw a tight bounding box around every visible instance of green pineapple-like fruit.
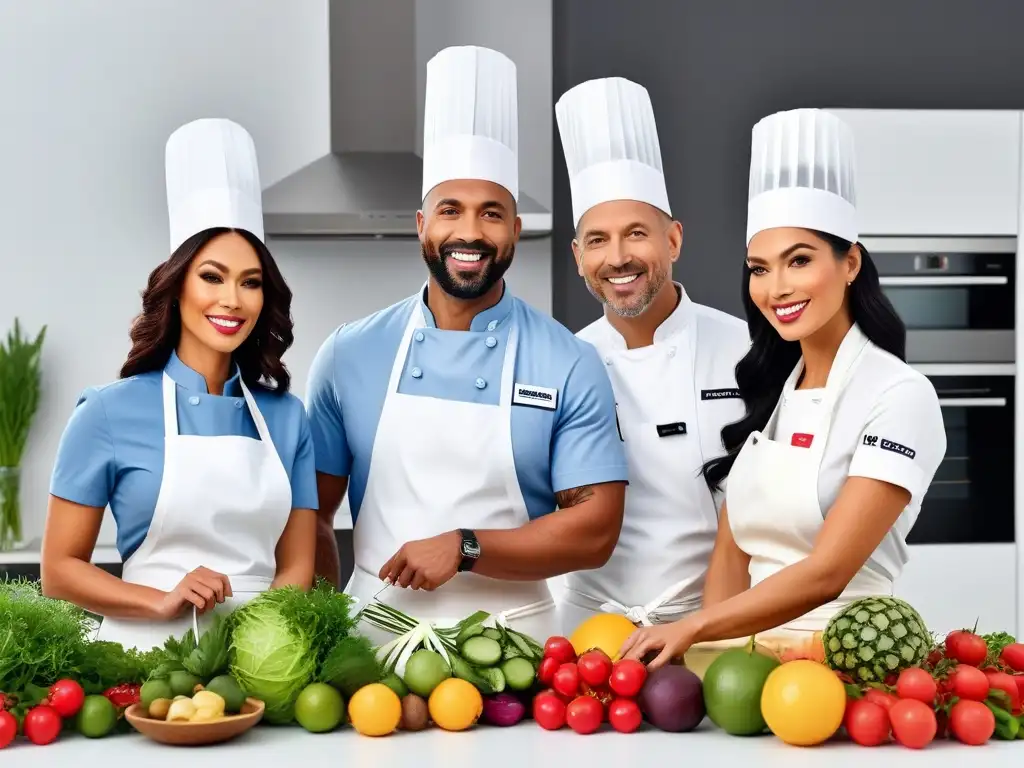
[823,596,930,684]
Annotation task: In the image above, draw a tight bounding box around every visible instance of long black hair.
[701,230,905,493]
[120,227,295,393]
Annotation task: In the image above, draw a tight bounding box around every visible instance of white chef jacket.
[563,283,750,624]
[756,336,947,580]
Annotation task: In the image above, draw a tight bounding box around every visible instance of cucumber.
[501,656,536,692]
[482,628,503,642]
[455,622,485,648]
[476,666,506,693]
[449,652,497,695]
[461,635,502,666]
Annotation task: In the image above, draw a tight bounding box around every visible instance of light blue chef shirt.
[306,283,629,524]
[49,352,319,561]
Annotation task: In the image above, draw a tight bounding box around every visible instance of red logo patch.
[791,433,814,448]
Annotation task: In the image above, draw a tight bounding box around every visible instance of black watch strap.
[458,528,480,572]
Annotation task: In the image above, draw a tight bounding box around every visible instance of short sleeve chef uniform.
[690,109,946,666]
[305,47,629,647]
[48,119,319,652]
[552,77,751,633]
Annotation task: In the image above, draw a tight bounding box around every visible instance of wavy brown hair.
[119,227,295,393]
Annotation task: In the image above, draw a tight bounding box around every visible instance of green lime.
[402,649,451,697]
[702,646,780,735]
[205,675,246,714]
[294,683,344,733]
[380,673,409,698]
[140,679,172,709]
[168,670,202,697]
[76,694,118,738]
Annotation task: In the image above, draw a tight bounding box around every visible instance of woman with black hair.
[40,119,318,651]
[620,108,946,671]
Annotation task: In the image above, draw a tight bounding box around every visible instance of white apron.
[347,301,557,647]
[726,327,893,636]
[95,372,293,652]
[560,320,717,633]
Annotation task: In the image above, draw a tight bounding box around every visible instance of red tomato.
[537,656,560,686]
[1013,674,1024,704]
[552,663,581,699]
[945,631,988,667]
[896,667,937,704]
[577,649,613,688]
[47,679,85,718]
[544,636,577,665]
[23,705,62,745]
[889,699,937,749]
[0,711,16,749]
[949,699,995,746]
[608,698,642,734]
[926,648,944,667]
[863,688,898,712]
[843,699,890,746]
[999,643,1024,673]
[566,695,604,735]
[532,691,567,730]
[985,670,1021,712]
[608,659,647,698]
[951,665,990,701]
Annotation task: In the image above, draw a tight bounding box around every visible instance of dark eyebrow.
[198,259,261,277]
[747,242,819,264]
[434,198,508,214]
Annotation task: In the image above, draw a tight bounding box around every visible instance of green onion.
[0,319,46,550]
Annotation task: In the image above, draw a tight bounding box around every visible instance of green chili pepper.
[983,700,1020,740]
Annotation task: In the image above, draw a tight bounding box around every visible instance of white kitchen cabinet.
[828,109,1022,236]
[893,543,1016,638]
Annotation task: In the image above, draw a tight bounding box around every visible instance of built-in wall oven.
[865,236,1017,635]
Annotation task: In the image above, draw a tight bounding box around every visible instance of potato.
[147,698,172,720]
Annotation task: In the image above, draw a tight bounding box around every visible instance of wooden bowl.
[125,697,265,746]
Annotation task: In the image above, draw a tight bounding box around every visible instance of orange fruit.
[569,613,638,659]
[760,660,846,746]
[347,683,402,737]
[427,678,483,731]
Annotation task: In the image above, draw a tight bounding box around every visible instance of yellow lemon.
[760,660,846,746]
[347,683,402,737]
[427,678,483,732]
[569,613,638,659]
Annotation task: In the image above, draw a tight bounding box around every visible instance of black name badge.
[701,388,741,400]
[656,422,687,437]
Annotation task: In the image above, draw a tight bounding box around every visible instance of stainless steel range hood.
[262,1,552,239]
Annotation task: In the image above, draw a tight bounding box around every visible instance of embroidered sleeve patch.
[863,434,917,460]
[701,388,741,400]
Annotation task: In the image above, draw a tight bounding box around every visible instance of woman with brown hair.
[41,118,318,651]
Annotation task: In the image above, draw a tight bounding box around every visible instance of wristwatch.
[457,528,481,572]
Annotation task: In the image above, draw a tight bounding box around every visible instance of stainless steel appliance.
[864,236,1015,364]
[906,364,1014,546]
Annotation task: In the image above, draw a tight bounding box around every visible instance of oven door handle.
[879,276,1008,287]
[937,397,1007,407]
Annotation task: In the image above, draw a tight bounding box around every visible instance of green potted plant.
[0,319,46,551]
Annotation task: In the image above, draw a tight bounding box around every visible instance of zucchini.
[461,635,503,666]
[476,666,506,693]
[501,657,536,691]
[449,652,496,695]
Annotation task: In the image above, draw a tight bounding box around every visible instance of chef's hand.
[154,567,233,620]
[619,616,700,670]
[379,531,462,591]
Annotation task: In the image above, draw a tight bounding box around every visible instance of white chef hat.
[165,118,265,254]
[746,108,858,246]
[555,77,671,229]
[421,45,519,202]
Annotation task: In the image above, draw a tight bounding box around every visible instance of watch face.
[462,540,481,557]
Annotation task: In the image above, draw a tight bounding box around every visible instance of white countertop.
[1,720,1018,766]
